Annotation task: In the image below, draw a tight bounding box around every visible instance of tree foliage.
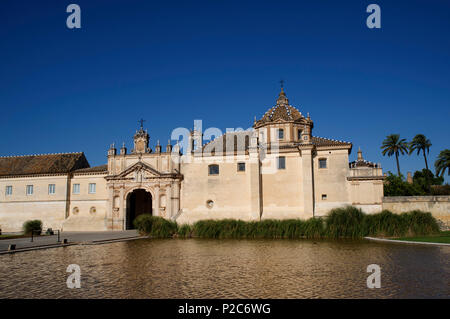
[381,134,409,176]
[435,149,450,177]
[409,134,432,170]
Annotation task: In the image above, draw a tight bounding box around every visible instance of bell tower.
[132,119,151,154]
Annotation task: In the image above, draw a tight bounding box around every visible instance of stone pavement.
[0,230,141,253]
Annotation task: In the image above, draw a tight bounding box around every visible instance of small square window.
[5,186,12,196]
[73,184,80,194]
[208,164,219,175]
[89,183,96,194]
[322,194,327,200]
[48,184,56,194]
[278,129,284,139]
[237,162,246,172]
[26,185,33,195]
[277,156,286,169]
[319,158,327,169]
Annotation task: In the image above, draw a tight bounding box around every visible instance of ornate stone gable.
[106,161,182,182]
[107,161,162,181]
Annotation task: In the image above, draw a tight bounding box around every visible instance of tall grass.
[363,210,407,237]
[177,224,193,238]
[192,218,325,239]
[136,208,440,239]
[324,206,365,238]
[190,208,440,239]
[402,210,440,235]
[133,214,177,238]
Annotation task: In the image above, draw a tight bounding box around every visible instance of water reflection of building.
[0,88,384,231]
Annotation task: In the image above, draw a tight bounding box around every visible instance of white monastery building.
[0,88,384,231]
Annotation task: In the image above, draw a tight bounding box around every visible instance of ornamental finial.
[138,118,146,130]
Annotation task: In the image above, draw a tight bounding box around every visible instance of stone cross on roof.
[138,118,146,130]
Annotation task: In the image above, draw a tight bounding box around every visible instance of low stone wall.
[382,196,450,226]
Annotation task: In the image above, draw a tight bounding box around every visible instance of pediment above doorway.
[107,161,164,181]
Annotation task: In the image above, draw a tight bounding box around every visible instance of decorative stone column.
[107,186,114,230]
[154,185,160,217]
[173,182,180,216]
[119,187,125,230]
[166,184,173,218]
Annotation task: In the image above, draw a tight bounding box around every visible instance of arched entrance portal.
[126,189,152,229]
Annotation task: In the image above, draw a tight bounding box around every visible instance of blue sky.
[0,0,449,181]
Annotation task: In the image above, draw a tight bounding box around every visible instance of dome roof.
[255,88,305,126]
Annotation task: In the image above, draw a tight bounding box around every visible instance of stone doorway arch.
[126,189,152,229]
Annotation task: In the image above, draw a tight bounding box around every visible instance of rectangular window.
[73,184,80,194]
[278,128,284,139]
[5,186,12,196]
[319,158,327,169]
[48,184,56,194]
[237,162,246,172]
[208,164,219,175]
[26,185,33,195]
[298,129,302,140]
[322,194,327,200]
[89,183,96,194]
[277,156,286,169]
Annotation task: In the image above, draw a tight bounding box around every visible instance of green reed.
[136,207,440,239]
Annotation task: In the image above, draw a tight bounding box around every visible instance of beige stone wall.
[382,196,450,224]
[177,146,385,223]
[177,155,257,224]
[260,152,305,219]
[348,180,384,214]
[314,149,351,216]
[0,175,70,232]
[63,173,108,231]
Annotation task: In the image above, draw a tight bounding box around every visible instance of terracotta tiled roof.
[73,164,108,173]
[311,136,352,147]
[256,89,304,124]
[0,152,90,177]
[260,104,303,122]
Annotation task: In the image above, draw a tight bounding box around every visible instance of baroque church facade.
[0,89,384,232]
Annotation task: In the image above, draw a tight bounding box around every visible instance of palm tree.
[409,134,432,170]
[381,134,409,176]
[435,149,450,177]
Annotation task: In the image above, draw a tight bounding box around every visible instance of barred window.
[208,164,219,175]
[277,156,286,169]
[319,158,327,169]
